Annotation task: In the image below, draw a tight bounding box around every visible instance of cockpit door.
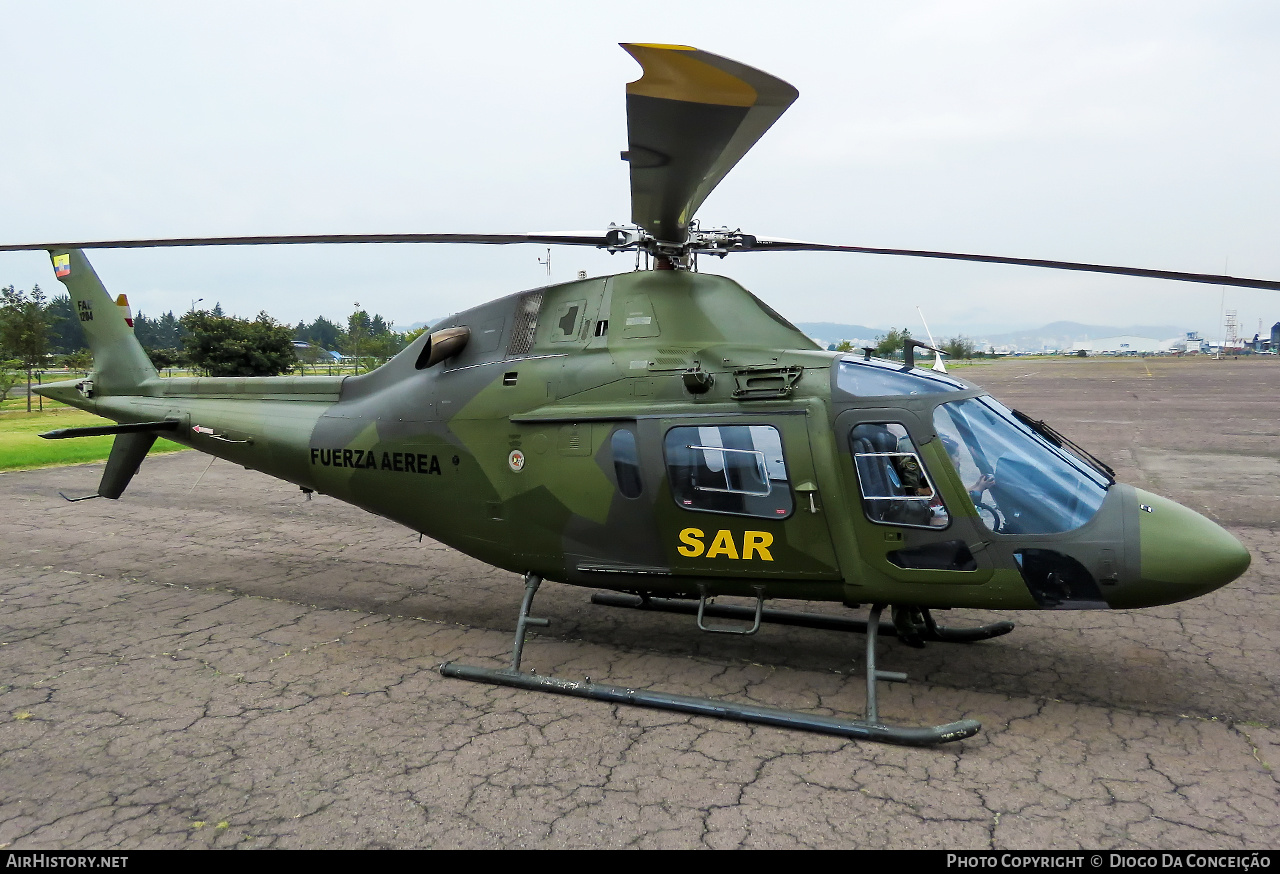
[834,407,994,585]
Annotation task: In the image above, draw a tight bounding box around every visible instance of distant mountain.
[792,320,1191,353]
[977,321,1188,351]
[794,322,888,346]
[393,318,1190,352]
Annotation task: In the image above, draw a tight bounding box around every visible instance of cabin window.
[611,428,643,498]
[664,425,793,519]
[849,422,949,529]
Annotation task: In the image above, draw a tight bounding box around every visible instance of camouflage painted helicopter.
[4,44,1271,746]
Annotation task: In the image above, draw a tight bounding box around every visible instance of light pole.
[190,297,204,313]
[353,301,361,374]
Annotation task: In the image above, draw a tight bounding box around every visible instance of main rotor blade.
[0,231,609,252]
[745,237,1280,292]
[622,44,797,245]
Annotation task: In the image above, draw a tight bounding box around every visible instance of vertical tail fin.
[51,249,157,392]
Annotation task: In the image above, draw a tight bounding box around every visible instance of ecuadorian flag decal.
[54,254,71,277]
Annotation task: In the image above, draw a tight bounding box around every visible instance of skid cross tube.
[590,592,1015,641]
[440,582,982,747]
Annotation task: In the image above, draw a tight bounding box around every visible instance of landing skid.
[440,575,989,747]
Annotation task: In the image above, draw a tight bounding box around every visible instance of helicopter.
[2,44,1269,746]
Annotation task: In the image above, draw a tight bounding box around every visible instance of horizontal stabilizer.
[40,419,179,440]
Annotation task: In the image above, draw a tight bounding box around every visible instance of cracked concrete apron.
[0,356,1277,849]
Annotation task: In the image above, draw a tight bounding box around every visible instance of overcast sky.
[2,1,1278,339]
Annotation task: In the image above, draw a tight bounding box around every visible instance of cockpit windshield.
[933,397,1109,535]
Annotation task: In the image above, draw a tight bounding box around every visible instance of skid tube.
[439,574,982,747]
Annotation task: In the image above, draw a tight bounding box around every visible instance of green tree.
[362,331,406,366]
[45,293,83,355]
[294,316,343,351]
[344,308,372,372]
[145,347,186,371]
[0,359,20,403]
[943,335,976,360]
[180,310,297,377]
[874,327,911,358]
[834,339,855,353]
[135,310,187,349]
[63,349,93,373]
[0,284,49,411]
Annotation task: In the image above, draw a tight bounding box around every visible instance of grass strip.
[0,408,189,471]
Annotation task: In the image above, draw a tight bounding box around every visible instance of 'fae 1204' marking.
[311,448,442,475]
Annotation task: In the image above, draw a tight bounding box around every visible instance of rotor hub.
[603,221,759,269]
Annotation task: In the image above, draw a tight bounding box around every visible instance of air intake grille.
[506,290,544,356]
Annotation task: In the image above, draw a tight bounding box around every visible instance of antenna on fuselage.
[916,306,947,373]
